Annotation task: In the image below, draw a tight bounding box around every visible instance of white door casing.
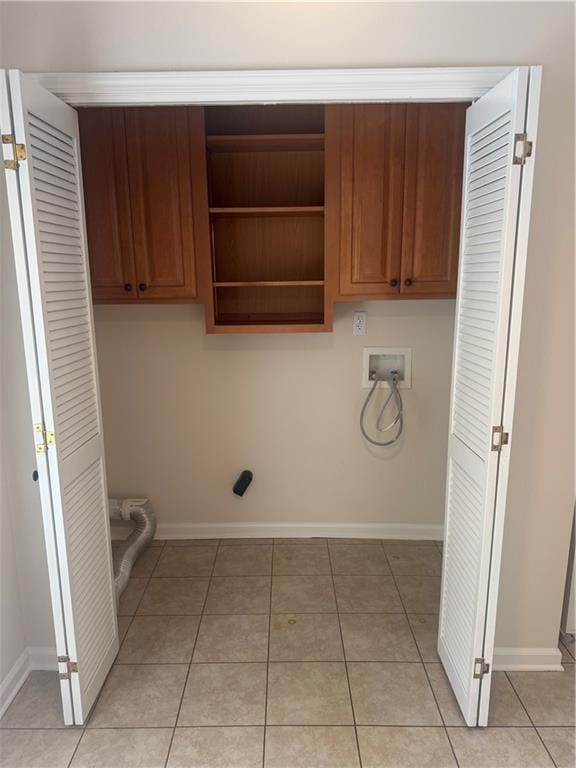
[438,66,541,727]
[1,70,118,725]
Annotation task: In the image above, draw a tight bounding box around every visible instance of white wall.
[0,43,55,697]
[1,1,573,659]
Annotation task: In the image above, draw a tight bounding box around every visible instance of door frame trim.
[31,67,514,106]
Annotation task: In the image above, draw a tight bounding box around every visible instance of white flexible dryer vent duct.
[109,498,156,597]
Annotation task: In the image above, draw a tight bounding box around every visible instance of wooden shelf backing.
[205,105,325,136]
[214,280,324,288]
[206,133,324,151]
[209,206,324,216]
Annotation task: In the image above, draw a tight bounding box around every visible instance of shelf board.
[206,133,325,151]
[213,312,326,331]
[214,280,324,288]
[209,206,325,216]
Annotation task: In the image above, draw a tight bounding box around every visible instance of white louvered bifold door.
[1,70,118,725]
[439,67,540,727]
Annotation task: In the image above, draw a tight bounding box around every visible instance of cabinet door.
[338,104,406,297]
[401,103,466,297]
[78,108,137,301]
[124,107,199,300]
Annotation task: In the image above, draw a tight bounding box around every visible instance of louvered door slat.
[1,70,118,727]
[438,67,538,728]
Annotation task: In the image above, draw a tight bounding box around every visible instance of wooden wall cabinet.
[401,104,466,297]
[338,104,407,297]
[79,107,205,302]
[336,102,466,300]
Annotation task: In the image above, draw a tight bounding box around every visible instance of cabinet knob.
[389,279,398,287]
[123,283,133,292]
[404,278,413,287]
[138,283,147,291]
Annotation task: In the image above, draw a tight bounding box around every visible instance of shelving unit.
[202,105,333,332]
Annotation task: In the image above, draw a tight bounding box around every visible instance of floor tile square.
[425,665,530,726]
[269,613,343,661]
[395,576,441,613]
[329,544,391,575]
[167,727,263,768]
[387,545,442,576]
[267,662,353,725]
[223,538,273,545]
[166,539,220,546]
[117,578,147,616]
[274,538,326,545]
[88,664,187,727]
[0,729,81,767]
[137,578,208,615]
[537,727,575,768]
[70,728,172,767]
[117,615,200,663]
[128,547,162,578]
[382,540,439,553]
[153,545,217,577]
[357,726,457,767]
[193,614,269,662]
[508,667,575,725]
[407,614,440,661]
[348,662,441,725]
[204,576,271,614]
[214,545,272,575]
[334,575,403,613]
[272,575,336,613]
[0,671,65,728]
[265,726,359,767]
[340,613,419,661]
[178,663,267,726]
[273,544,330,575]
[447,726,555,767]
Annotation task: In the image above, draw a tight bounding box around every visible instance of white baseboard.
[28,646,58,671]
[0,646,57,719]
[151,521,444,541]
[493,646,564,671]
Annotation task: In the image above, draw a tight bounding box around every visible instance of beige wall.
[1,1,574,656]
[94,301,454,532]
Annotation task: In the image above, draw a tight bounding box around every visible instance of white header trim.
[32,67,514,106]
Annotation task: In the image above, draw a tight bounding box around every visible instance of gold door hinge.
[473,657,490,679]
[2,134,26,170]
[512,133,533,165]
[59,660,78,680]
[491,425,509,452]
[34,422,55,453]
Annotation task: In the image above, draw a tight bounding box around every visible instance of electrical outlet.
[353,310,367,336]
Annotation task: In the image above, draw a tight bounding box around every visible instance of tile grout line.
[379,541,462,768]
[326,542,364,768]
[504,671,560,768]
[262,541,275,767]
[162,538,221,768]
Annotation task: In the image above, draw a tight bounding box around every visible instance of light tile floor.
[1,538,574,768]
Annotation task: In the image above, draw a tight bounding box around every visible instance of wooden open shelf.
[214,281,325,288]
[209,206,324,216]
[203,105,329,333]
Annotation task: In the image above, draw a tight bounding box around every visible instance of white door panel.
[439,66,540,726]
[1,70,118,725]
